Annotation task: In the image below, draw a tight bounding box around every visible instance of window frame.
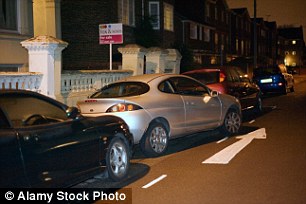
[190,23,197,40]
[118,0,135,26]
[0,0,18,33]
[149,1,160,30]
[204,27,210,42]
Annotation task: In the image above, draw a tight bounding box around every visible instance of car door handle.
[186,101,195,106]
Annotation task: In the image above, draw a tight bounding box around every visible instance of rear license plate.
[260,78,272,83]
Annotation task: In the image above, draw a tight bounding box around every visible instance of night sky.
[227,0,306,41]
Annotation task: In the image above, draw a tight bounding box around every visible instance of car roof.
[183,66,244,75]
[183,68,221,74]
[118,73,184,83]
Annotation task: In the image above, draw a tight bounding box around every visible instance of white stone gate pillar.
[165,49,182,74]
[21,35,68,98]
[145,47,168,74]
[118,44,146,76]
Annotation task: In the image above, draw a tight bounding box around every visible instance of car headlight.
[106,103,142,113]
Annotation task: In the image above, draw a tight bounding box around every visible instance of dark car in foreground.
[253,64,294,94]
[183,66,262,113]
[0,90,132,187]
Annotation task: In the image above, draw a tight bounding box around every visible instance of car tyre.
[254,96,262,114]
[106,135,130,182]
[140,122,169,157]
[282,85,287,95]
[219,109,241,136]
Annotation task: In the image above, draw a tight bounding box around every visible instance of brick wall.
[61,0,135,70]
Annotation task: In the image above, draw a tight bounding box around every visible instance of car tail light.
[220,72,226,82]
[106,103,142,113]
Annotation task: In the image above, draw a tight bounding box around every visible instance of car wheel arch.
[147,117,170,136]
[140,117,170,157]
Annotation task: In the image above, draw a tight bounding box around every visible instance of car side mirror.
[210,90,219,97]
[66,107,80,119]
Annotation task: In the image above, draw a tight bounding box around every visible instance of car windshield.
[91,82,150,98]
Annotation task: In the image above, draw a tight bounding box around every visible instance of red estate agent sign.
[99,23,123,44]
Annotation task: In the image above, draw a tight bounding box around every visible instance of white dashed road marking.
[142,174,167,189]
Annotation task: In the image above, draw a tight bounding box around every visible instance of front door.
[169,77,222,132]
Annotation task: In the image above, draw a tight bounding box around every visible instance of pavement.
[293,67,306,84]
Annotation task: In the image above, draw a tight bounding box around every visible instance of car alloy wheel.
[219,109,241,136]
[149,126,168,154]
[224,111,241,134]
[141,122,169,157]
[106,136,130,181]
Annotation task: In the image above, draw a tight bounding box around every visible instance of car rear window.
[184,71,220,84]
[91,82,150,98]
[254,66,281,76]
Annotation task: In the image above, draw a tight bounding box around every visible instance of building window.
[199,26,203,41]
[215,7,218,20]
[241,40,244,55]
[0,64,19,72]
[118,0,135,26]
[215,33,219,52]
[292,40,296,44]
[204,27,210,42]
[0,0,17,31]
[190,23,197,39]
[163,3,173,31]
[221,11,224,22]
[193,54,202,64]
[206,2,210,18]
[149,2,160,30]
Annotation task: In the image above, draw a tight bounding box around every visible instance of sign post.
[99,23,123,70]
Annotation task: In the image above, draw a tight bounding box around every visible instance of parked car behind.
[253,64,294,94]
[183,66,262,113]
[77,74,242,158]
[0,90,132,188]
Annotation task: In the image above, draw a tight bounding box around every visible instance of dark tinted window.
[235,68,250,82]
[254,65,281,76]
[91,82,150,98]
[168,77,210,96]
[0,95,67,127]
[226,69,240,82]
[158,81,174,93]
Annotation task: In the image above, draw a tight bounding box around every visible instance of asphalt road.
[89,73,306,204]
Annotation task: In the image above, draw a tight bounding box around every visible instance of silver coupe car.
[77,74,242,157]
